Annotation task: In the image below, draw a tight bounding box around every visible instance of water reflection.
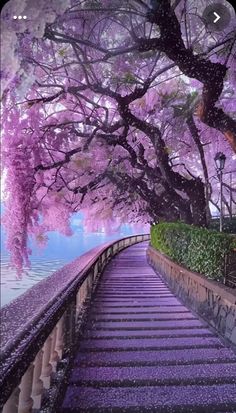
[1,230,135,307]
[1,256,66,306]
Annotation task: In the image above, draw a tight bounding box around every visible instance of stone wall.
[147,246,236,346]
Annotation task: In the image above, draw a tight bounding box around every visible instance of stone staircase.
[58,242,236,412]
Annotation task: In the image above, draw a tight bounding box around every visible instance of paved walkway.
[59,242,236,412]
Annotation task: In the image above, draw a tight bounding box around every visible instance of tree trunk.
[179,205,194,225]
[188,179,207,227]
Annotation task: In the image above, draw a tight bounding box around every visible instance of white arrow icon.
[213,11,220,23]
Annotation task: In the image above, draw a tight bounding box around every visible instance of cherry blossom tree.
[1,0,236,271]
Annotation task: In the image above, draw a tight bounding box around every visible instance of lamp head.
[214,152,226,171]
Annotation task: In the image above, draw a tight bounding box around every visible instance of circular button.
[202,3,232,31]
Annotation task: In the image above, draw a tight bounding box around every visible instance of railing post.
[18,363,34,413]
[64,300,76,353]
[2,387,20,413]
[82,280,87,303]
[50,326,60,372]
[76,289,82,321]
[32,349,43,410]
[104,250,107,262]
[102,251,105,263]
[87,271,93,294]
[55,316,64,360]
[41,336,53,389]
[92,267,97,290]
[94,261,99,278]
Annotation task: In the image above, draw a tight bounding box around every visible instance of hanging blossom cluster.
[2,106,37,271]
[0,0,70,95]
[1,102,75,271]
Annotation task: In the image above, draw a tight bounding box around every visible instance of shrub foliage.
[150,222,236,279]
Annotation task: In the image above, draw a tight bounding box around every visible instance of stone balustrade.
[147,245,236,347]
[0,234,149,413]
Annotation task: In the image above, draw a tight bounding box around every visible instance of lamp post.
[214,152,226,232]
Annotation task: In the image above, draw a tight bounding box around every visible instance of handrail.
[211,215,236,219]
[0,233,150,412]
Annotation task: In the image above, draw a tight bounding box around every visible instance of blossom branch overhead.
[1,0,235,271]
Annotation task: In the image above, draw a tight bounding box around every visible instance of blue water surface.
[1,211,143,307]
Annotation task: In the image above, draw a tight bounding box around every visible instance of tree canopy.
[1,0,236,272]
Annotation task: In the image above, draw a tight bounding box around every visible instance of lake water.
[1,222,141,308]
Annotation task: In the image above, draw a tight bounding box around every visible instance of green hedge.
[150,222,236,280]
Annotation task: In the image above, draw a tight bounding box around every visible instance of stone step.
[84,327,213,339]
[100,279,164,282]
[96,288,173,292]
[60,383,236,412]
[68,363,236,387]
[101,276,163,279]
[101,279,161,282]
[74,347,236,367]
[102,274,160,277]
[96,287,173,297]
[92,299,180,305]
[98,286,166,290]
[99,286,165,289]
[79,336,223,351]
[92,304,183,309]
[96,285,170,294]
[86,319,206,330]
[90,306,188,314]
[88,313,196,321]
[95,295,174,299]
[96,289,171,292]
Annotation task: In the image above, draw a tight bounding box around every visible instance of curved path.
[59,242,236,412]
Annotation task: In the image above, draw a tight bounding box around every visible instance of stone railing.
[0,234,149,413]
[147,245,236,347]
